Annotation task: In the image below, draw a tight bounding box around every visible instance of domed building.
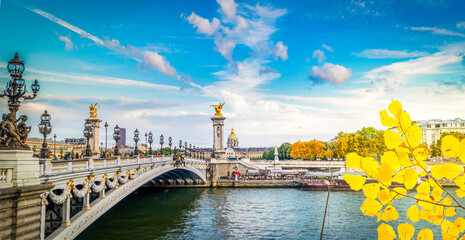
[227,128,239,148]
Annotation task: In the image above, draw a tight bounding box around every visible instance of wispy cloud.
[312,49,326,63]
[411,26,465,37]
[322,43,333,52]
[356,49,429,59]
[57,34,74,51]
[10,0,201,88]
[309,63,352,85]
[457,22,465,29]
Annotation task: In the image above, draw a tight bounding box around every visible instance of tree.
[278,142,292,160]
[344,100,465,240]
[290,139,325,160]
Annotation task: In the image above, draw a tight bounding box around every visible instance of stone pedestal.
[0,150,39,188]
[211,116,226,160]
[86,118,102,158]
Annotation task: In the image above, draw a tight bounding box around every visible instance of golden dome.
[228,128,238,140]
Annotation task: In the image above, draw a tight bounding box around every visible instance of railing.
[39,156,208,176]
[0,168,12,183]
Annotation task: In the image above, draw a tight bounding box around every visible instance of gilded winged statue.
[210,102,225,117]
[88,103,99,118]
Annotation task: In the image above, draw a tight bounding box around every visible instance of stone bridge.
[0,153,208,240]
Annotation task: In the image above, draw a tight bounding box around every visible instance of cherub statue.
[17,115,31,144]
[2,113,24,148]
[210,102,225,117]
[88,103,99,118]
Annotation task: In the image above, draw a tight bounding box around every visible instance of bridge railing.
[39,156,208,176]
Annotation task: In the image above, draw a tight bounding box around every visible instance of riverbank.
[215,180,300,187]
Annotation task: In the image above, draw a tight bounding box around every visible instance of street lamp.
[148,132,153,155]
[38,110,52,158]
[193,145,196,158]
[179,140,182,152]
[0,53,40,149]
[159,134,164,157]
[83,119,94,157]
[113,125,121,156]
[104,122,108,151]
[133,129,139,155]
[53,133,56,157]
[189,143,192,157]
[168,136,172,156]
[185,142,188,154]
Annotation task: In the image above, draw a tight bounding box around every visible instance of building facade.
[417,118,465,146]
[117,128,126,146]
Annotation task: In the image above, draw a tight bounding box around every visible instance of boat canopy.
[246,169,260,175]
[266,169,308,175]
[304,171,367,177]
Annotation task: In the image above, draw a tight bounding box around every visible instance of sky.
[0,0,465,148]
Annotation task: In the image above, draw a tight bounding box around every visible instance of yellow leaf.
[360,198,382,216]
[456,188,465,198]
[381,151,401,170]
[413,147,428,162]
[346,152,363,170]
[442,219,460,239]
[442,135,460,158]
[397,222,414,240]
[413,159,427,169]
[455,176,465,188]
[343,174,366,191]
[363,183,381,199]
[460,139,465,163]
[416,181,430,195]
[454,217,465,232]
[445,207,456,217]
[417,228,433,240]
[407,205,419,223]
[419,170,427,177]
[388,100,402,120]
[443,197,452,206]
[378,163,396,189]
[442,163,463,180]
[378,189,393,205]
[381,205,399,222]
[403,168,419,190]
[430,165,443,180]
[399,111,412,134]
[391,187,407,199]
[362,157,379,179]
[396,147,412,168]
[393,168,408,184]
[385,129,403,150]
[380,110,397,127]
[378,223,397,240]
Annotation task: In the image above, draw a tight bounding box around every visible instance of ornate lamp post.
[0,53,40,149]
[148,132,153,155]
[179,140,182,152]
[113,125,121,156]
[185,142,188,155]
[159,134,164,157]
[38,110,52,158]
[133,129,139,155]
[53,133,56,157]
[83,119,94,157]
[168,136,172,156]
[193,145,196,158]
[189,143,192,157]
[104,122,108,151]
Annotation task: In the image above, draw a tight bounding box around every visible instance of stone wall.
[0,184,51,240]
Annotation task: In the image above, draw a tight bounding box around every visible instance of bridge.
[39,155,208,239]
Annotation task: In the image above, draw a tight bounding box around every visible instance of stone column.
[211,116,226,160]
[62,197,71,227]
[86,118,102,158]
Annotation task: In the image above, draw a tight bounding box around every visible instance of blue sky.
[0,0,465,147]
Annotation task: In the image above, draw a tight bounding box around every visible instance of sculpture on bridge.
[210,102,225,117]
[88,103,99,118]
[172,148,185,168]
[0,53,40,149]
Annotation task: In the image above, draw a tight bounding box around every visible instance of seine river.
[77,187,457,239]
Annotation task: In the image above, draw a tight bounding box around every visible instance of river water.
[76,187,461,239]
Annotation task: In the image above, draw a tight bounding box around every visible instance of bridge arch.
[43,157,208,240]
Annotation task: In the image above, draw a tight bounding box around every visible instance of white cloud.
[273,41,288,61]
[310,63,352,85]
[312,49,326,63]
[411,27,465,37]
[57,35,74,51]
[356,49,429,59]
[217,0,238,18]
[457,22,465,29]
[214,36,236,62]
[363,43,465,91]
[186,13,221,35]
[322,43,334,52]
[142,51,178,77]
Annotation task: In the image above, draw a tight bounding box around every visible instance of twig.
[320,170,333,240]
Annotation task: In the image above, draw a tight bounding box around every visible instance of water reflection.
[77,187,464,239]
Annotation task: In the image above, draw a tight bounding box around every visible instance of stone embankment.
[215,180,299,188]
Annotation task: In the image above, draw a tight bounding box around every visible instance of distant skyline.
[0,0,465,147]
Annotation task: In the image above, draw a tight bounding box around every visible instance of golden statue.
[210,102,225,117]
[88,103,99,118]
